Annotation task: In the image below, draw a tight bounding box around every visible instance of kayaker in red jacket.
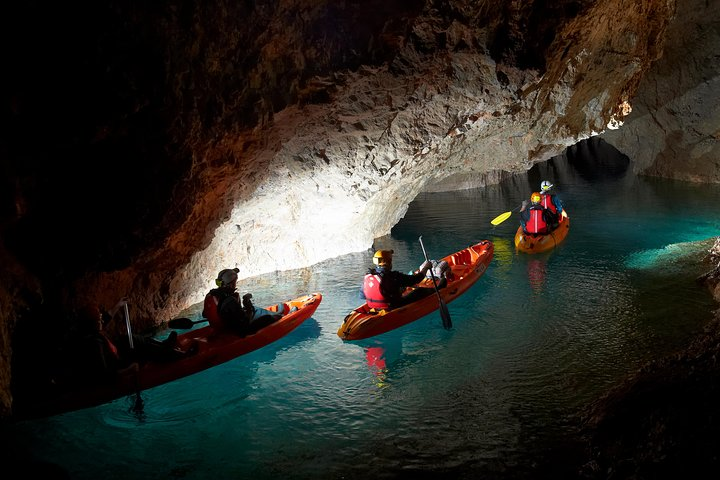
[361,249,436,310]
[68,301,140,384]
[57,299,186,386]
[519,192,552,234]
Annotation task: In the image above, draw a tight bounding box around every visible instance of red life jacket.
[363,273,390,309]
[527,207,549,234]
[202,292,223,328]
[540,193,557,214]
[102,334,119,359]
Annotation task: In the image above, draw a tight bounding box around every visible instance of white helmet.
[540,180,553,192]
[216,268,239,287]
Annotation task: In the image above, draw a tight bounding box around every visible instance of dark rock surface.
[576,241,720,479]
[3,5,720,477]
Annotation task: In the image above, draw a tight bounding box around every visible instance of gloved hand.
[108,297,129,318]
[520,200,528,212]
[418,260,432,274]
[242,293,255,314]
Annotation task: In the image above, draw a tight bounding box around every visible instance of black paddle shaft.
[418,236,452,329]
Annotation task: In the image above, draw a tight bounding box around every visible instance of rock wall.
[0,0,687,418]
[602,0,720,182]
[561,1,720,471]
[153,0,675,320]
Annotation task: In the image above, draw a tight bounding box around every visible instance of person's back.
[520,192,551,234]
[362,249,434,309]
[58,304,136,387]
[539,180,565,229]
[73,330,120,383]
[203,267,281,335]
[364,268,415,308]
[203,286,243,330]
[527,205,551,234]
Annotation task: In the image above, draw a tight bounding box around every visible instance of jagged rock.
[2,0,717,436]
[602,0,720,183]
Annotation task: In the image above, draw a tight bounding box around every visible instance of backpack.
[425,260,450,279]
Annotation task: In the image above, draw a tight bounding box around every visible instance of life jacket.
[540,193,558,214]
[202,288,231,328]
[102,334,119,359]
[526,206,549,234]
[363,271,390,309]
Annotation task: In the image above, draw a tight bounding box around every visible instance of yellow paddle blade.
[490,211,512,226]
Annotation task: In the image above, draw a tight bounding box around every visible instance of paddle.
[490,211,512,226]
[167,317,207,329]
[418,236,452,330]
[123,301,135,349]
[490,203,524,226]
[122,301,144,415]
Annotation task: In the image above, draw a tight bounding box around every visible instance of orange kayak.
[514,213,570,254]
[15,293,322,420]
[337,241,494,341]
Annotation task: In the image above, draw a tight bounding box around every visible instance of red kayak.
[14,293,322,420]
[338,241,494,341]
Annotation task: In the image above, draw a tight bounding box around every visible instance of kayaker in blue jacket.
[539,180,567,229]
[361,249,437,310]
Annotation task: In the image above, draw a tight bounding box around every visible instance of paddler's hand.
[418,260,432,275]
[114,297,128,309]
[108,296,129,319]
[561,210,568,218]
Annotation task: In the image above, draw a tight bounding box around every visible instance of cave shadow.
[565,137,630,182]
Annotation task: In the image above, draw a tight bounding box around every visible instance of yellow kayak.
[514,213,570,253]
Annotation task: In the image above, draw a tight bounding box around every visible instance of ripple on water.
[11,159,720,480]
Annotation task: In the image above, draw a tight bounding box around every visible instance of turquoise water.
[5,140,720,479]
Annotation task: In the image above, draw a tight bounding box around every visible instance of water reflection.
[364,346,388,388]
[526,258,547,293]
[6,144,720,480]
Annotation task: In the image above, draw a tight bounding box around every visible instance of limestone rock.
[3,0,711,422]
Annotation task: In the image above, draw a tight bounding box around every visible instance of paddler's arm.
[102,296,129,325]
[407,260,432,284]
